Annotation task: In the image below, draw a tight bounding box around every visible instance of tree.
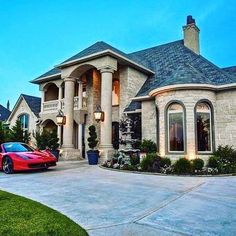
[35,128,59,150]
[87,125,98,150]
[0,121,5,144]
[9,120,30,143]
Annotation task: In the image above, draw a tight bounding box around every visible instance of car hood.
[14,151,55,160]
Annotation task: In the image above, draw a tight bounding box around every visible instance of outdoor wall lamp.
[56,110,66,125]
[94,105,104,122]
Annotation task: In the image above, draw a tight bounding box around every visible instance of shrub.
[9,120,30,144]
[160,157,171,168]
[213,145,236,164]
[173,158,192,174]
[140,153,161,172]
[192,158,204,171]
[35,129,59,150]
[130,154,140,166]
[139,139,157,153]
[87,125,98,150]
[208,156,220,169]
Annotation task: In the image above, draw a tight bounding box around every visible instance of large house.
[7,94,41,146]
[31,16,236,161]
[0,104,10,122]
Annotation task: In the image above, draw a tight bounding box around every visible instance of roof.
[222,66,236,76]
[21,94,41,117]
[129,40,236,97]
[0,105,10,121]
[31,41,154,84]
[124,101,141,112]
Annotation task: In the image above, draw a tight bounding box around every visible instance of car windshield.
[3,143,34,153]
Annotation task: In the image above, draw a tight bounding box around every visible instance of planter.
[87,150,99,165]
[50,150,60,160]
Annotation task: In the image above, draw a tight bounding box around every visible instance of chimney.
[7,100,10,110]
[183,15,200,55]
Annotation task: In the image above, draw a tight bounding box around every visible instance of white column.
[58,85,63,109]
[100,68,114,160]
[62,77,75,149]
[57,85,63,146]
[41,90,45,112]
[78,81,83,154]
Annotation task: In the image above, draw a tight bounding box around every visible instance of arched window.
[19,114,29,132]
[167,103,185,152]
[196,102,212,152]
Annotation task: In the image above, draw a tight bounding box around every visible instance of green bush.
[130,154,140,166]
[213,145,236,164]
[173,158,192,174]
[140,153,161,172]
[208,156,220,169]
[35,129,59,150]
[140,139,157,153]
[192,158,204,171]
[160,157,171,168]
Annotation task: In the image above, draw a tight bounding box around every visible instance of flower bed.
[102,145,236,176]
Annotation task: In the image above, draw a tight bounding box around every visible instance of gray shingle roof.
[21,94,41,117]
[222,66,236,76]
[61,41,132,64]
[32,67,61,83]
[124,101,141,112]
[128,40,236,97]
[0,105,10,121]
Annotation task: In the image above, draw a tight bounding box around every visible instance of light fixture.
[56,110,66,125]
[94,105,104,122]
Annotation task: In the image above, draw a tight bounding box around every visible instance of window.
[19,114,29,132]
[112,80,119,106]
[196,102,212,152]
[167,103,185,152]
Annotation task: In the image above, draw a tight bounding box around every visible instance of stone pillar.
[61,77,80,160]
[78,81,83,156]
[57,85,63,146]
[100,68,114,161]
[41,90,45,112]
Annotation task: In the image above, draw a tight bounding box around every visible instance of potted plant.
[87,125,99,165]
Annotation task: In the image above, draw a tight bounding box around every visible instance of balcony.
[42,96,87,113]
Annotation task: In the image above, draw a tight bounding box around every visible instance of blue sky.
[0,0,235,108]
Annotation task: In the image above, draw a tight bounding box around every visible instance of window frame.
[18,113,30,133]
[195,100,215,154]
[165,101,186,154]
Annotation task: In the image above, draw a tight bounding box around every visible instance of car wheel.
[3,156,14,174]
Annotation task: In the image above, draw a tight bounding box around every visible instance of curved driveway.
[0,161,236,236]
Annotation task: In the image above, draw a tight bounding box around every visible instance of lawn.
[0,190,88,236]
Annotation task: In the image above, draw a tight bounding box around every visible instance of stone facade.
[215,90,236,147]
[7,98,39,146]
[155,89,216,162]
[141,100,157,142]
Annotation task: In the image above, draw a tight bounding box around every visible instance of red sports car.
[0,142,57,174]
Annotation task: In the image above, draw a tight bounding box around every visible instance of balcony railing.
[42,96,87,113]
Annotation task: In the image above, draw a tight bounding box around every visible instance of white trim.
[149,83,236,97]
[31,73,61,83]
[131,95,152,101]
[124,109,142,114]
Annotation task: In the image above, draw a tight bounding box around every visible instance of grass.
[0,190,88,236]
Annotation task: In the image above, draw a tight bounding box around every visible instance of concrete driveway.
[0,161,235,236]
